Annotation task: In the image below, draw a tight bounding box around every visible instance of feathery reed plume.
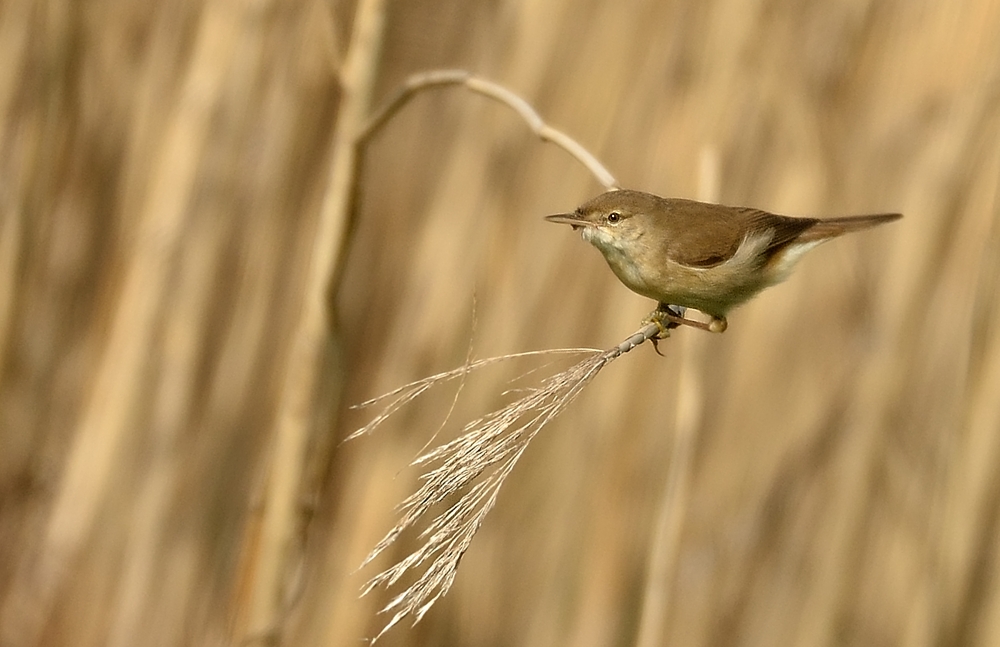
[351,323,663,641]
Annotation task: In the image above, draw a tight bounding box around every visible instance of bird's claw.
[642,304,727,355]
[642,307,680,356]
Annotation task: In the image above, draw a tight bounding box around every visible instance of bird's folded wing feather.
[661,200,817,268]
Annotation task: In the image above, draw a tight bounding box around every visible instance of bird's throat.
[582,228,651,296]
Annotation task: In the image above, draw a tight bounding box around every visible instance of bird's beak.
[544,213,590,230]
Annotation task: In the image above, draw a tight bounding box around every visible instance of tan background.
[2,0,999,645]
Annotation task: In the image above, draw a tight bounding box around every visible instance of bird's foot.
[643,305,680,338]
[645,304,728,338]
[642,305,683,356]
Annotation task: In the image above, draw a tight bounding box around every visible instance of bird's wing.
[661,200,817,268]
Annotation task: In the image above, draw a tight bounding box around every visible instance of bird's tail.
[800,213,902,242]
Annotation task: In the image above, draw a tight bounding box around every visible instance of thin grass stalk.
[245,0,388,641]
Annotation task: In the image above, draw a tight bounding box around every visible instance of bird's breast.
[586,227,784,317]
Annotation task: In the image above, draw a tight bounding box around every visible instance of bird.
[546,189,902,337]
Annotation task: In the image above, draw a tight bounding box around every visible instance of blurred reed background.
[1,0,999,645]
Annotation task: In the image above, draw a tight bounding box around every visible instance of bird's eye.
[607,212,621,223]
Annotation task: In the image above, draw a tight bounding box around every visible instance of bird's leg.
[645,303,728,335]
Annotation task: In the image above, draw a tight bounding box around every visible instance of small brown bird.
[546,189,901,335]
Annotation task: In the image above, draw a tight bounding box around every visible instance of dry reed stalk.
[0,2,242,643]
[108,215,226,647]
[351,325,663,641]
[0,209,20,384]
[0,0,28,375]
[245,0,388,641]
[792,230,907,647]
[635,146,718,647]
[356,70,619,190]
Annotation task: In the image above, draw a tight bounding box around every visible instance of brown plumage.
[546,189,901,330]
